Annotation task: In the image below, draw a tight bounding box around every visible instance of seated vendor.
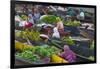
[40,25,53,42]
[56,17,64,30]
[55,17,70,37]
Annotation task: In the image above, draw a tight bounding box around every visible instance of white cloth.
[15,15,21,22]
[19,21,27,27]
[52,27,60,38]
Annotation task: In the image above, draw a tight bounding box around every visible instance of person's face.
[64,45,70,51]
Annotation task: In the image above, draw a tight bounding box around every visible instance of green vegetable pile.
[16,50,40,61]
[34,46,50,57]
[35,45,61,57]
[21,14,27,21]
[62,37,75,46]
[63,20,81,26]
[40,15,58,24]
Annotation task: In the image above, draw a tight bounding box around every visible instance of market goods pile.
[62,36,75,46]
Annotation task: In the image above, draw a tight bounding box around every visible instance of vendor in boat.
[59,45,76,63]
[40,25,53,42]
[55,17,70,37]
[56,17,64,31]
[40,25,53,36]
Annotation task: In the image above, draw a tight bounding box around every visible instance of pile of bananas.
[51,54,69,63]
[15,41,33,51]
[15,29,41,42]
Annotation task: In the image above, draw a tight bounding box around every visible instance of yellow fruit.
[51,54,69,63]
[15,32,21,37]
[15,41,33,51]
[62,59,69,63]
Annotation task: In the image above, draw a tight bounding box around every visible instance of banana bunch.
[28,29,41,41]
[15,41,33,51]
[15,29,41,41]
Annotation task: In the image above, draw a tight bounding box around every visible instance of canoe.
[49,38,94,61]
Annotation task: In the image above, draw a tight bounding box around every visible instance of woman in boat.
[55,17,70,38]
[60,45,76,63]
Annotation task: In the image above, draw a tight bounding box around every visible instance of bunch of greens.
[34,46,51,57]
[40,15,59,24]
[21,14,27,21]
[16,50,40,61]
[34,45,61,57]
[63,20,81,26]
[47,46,61,55]
[62,37,75,46]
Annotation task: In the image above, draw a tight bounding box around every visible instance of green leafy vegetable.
[34,45,61,57]
[62,37,75,46]
[63,20,81,26]
[40,15,59,24]
[16,50,40,61]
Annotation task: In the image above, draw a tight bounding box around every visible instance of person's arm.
[56,22,60,29]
